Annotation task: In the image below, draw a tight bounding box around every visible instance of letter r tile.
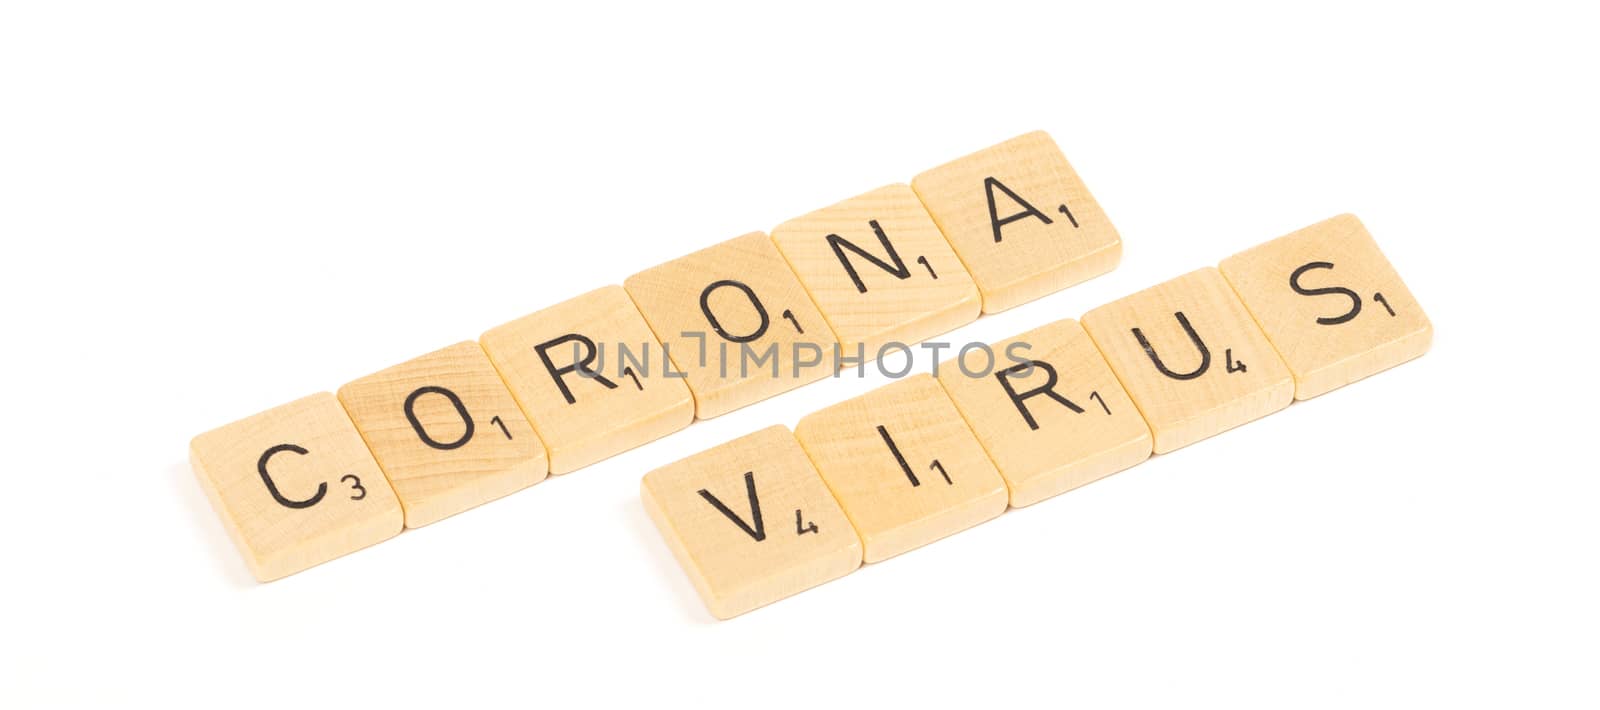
[480,286,694,474]
[938,319,1151,507]
[642,425,861,619]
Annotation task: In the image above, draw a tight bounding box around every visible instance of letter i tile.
[794,374,1008,562]
[481,286,694,474]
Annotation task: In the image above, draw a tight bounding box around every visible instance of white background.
[3,2,1596,707]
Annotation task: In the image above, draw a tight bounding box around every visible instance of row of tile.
[643,214,1433,619]
[191,131,1125,581]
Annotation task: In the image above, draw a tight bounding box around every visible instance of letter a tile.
[190,393,403,581]
[1081,268,1293,454]
[339,341,548,528]
[938,319,1151,507]
[642,425,861,619]
[771,184,980,355]
[912,131,1122,313]
[1219,214,1433,400]
[625,232,838,419]
[794,374,1007,562]
[480,286,694,474]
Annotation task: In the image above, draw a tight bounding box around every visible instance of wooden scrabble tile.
[912,131,1122,313]
[641,425,861,619]
[1219,214,1433,400]
[338,341,548,528]
[937,319,1151,507]
[190,392,402,581]
[771,184,980,355]
[624,232,839,419]
[794,374,1007,562]
[480,286,694,474]
[1081,268,1293,454]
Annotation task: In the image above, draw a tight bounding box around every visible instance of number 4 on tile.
[795,509,818,535]
[1226,348,1247,373]
[699,471,822,541]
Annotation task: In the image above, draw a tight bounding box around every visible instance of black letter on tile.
[985,177,1053,243]
[403,386,475,450]
[878,425,926,487]
[994,360,1084,430]
[257,444,326,509]
[1132,311,1211,381]
[828,220,912,293]
[699,279,770,343]
[535,334,618,405]
[699,471,766,542]
[1290,261,1362,325]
